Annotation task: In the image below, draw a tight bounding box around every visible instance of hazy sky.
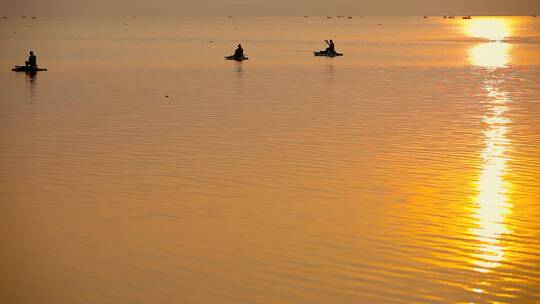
[1,0,539,17]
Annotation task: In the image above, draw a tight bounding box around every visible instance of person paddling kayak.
[313,39,343,57]
[12,50,47,73]
[225,44,249,61]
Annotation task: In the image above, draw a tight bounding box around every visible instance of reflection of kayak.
[225,55,249,62]
[314,51,343,57]
[12,65,47,72]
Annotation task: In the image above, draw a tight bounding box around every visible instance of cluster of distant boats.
[2,16,52,19]
[324,16,354,19]
[426,15,538,19]
[441,16,472,19]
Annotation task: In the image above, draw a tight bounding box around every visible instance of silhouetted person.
[325,40,336,55]
[234,44,244,60]
[25,51,37,68]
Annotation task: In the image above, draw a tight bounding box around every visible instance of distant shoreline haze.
[1,0,539,17]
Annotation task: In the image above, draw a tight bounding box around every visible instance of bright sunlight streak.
[471,80,512,274]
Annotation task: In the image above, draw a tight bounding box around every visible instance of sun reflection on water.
[469,42,511,68]
[472,87,511,273]
[466,17,514,280]
[466,18,513,68]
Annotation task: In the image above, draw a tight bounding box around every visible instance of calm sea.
[1,16,540,303]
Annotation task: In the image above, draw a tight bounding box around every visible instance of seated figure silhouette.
[233,44,244,60]
[25,51,37,68]
[225,44,248,61]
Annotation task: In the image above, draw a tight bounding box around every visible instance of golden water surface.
[1,16,540,303]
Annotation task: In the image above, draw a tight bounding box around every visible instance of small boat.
[225,55,249,62]
[463,16,472,19]
[423,16,428,19]
[12,65,47,72]
[314,51,343,57]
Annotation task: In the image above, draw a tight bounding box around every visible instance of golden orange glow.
[471,79,512,274]
[465,19,512,41]
[466,18,513,68]
[469,42,511,68]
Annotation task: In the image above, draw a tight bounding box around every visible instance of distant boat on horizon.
[463,16,472,19]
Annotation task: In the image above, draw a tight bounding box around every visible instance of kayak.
[12,65,47,72]
[314,51,343,57]
[225,55,249,62]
